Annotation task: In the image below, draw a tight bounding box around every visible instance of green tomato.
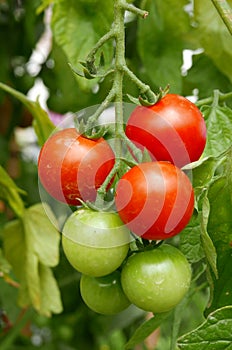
[121,244,191,313]
[80,271,130,315]
[62,208,130,277]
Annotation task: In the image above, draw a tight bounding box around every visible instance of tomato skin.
[80,271,130,315]
[115,161,194,240]
[126,94,206,167]
[38,128,115,206]
[121,244,191,313]
[62,208,130,277]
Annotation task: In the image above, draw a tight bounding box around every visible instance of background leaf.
[202,102,232,158]
[205,169,232,314]
[177,306,232,349]
[0,82,56,145]
[2,203,62,316]
[51,0,114,91]
[0,166,26,218]
[125,312,170,350]
[137,0,190,93]
[194,0,232,83]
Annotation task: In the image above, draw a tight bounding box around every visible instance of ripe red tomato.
[38,128,115,205]
[115,161,194,240]
[121,244,191,313]
[126,94,207,167]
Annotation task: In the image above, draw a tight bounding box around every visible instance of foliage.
[0,0,232,349]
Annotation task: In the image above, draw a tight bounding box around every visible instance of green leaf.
[180,212,204,264]
[23,203,60,267]
[2,203,62,315]
[177,306,232,349]
[0,166,26,218]
[183,54,232,100]
[202,102,232,158]
[125,312,170,350]
[194,0,232,83]
[137,0,190,93]
[51,0,114,91]
[183,156,218,190]
[0,82,55,146]
[39,264,63,316]
[200,193,218,279]
[205,170,232,314]
[0,248,11,275]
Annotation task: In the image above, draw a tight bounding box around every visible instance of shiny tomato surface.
[38,128,115,205]
[126,94,207,167]
[115,161,194,240]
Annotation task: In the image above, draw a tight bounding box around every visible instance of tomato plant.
[62,208,130,276]
[1,0,232,349]
[115,161,194,240]
[38,127,115,206]
[126,94,207,167]
[121,244,192,314]
[80,271,130,315]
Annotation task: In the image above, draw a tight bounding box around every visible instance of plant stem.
[123,65,156,103]
[86,28,116,64]
[121,0,149,18]
[114,0,126,137]
[211,0,232,35]
[196,91,232,107]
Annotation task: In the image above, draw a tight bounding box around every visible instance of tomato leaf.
[200,193,218,279]
[39,264,63,316]
[51,0,114,91]
[205,170,232,314]
[0,248,11,275]
[177,306,232,349]
[0,82,55,146]
[137,0,190,93]
[23,203,60,267]
[202,102,232,158]
[180,212,204,264]
[0,166,26,218]
[125,312,170,350]
[3,203,62,316]
[194,0,232,82]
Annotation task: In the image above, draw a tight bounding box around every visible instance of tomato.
[80,271,130,315]
[121,244,191,313]
[126,94,206,167]
[38,128,115,206]
[62,208,130,277]
[115,161,194,240]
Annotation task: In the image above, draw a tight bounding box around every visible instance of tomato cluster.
[38,94,206,315]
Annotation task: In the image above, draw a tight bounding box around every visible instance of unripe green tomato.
[80,271,131,315]
[62,208,130,277]
[121,244,191,313]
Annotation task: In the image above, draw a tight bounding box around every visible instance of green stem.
[123,65,156,103]
[196,91,232,107]
[86,86,116,130]
[86,28,116,63]
[211,0,232,35]
[121,0,149,18]
[114,0,126,135]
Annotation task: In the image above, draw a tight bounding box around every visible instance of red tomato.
[115,161,194,240]
[126,94,207,167]
[38,128,115,205]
